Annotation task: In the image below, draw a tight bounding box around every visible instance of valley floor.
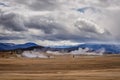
[0,55,120,80]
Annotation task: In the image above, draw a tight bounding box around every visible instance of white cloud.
[0,0,120,45]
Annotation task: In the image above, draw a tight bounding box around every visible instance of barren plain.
[0,55,120,80]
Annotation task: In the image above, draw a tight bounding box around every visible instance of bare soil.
[0,55,120,80]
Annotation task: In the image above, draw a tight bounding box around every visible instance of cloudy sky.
[0,0,120,46]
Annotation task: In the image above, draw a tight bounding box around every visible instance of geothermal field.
[0,55,120,80]
[1,0,120,79]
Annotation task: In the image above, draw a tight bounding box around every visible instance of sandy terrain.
[0,55,120,80]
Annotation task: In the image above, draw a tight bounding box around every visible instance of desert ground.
[0,55,120,80]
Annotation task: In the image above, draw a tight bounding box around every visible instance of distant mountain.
[0,43,15,51]
[48,43,120,54]
[0,42,42,51]
[0,42,120,54]
[15,42,38,49]
[77,43,120,54]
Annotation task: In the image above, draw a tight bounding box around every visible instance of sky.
[0,0,120,46]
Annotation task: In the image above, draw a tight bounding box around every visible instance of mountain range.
[0,42,43,51]
[0,42,120,54]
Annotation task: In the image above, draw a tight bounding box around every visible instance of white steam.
[70,48,105,56]
[22,51,48,58]
[46,48,105,56]
[46,51,64,55]
[21,47,105,58]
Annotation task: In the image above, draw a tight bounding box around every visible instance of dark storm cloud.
[13,0,59,11]
[0,2,8,7]
[25,16,66,34]
[0,0,120,45]
[29,0,59,11]
[31,31,109,43]
[24,16,96,42]
[23,14,109,41]
[0,12,27,31]
[27,22,63,34]
[0,11,111,42]
[0,35,24,40]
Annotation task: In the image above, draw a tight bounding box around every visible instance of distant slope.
[0,42,120,54]
[48,43,120,54]
[0,42,43,51]
[77,43,120,54]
